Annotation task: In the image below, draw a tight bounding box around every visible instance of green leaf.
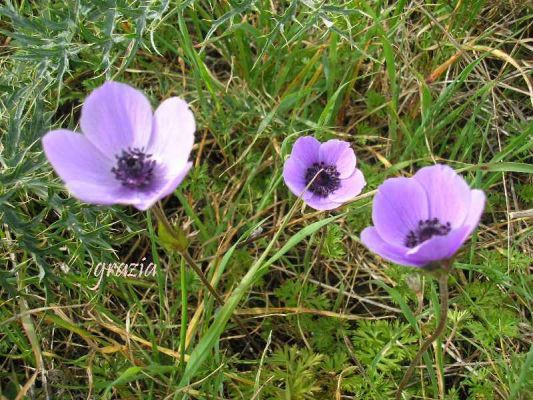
[483,162,533,174]
[179,214,340,386]
[103,366,143,396]
[157,220,188,252]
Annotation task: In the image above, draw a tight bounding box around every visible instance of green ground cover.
[1,1,532,399]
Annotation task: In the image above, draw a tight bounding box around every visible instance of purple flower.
[42,81,195,211]
[283,136,366,210]
[361,165,485,268]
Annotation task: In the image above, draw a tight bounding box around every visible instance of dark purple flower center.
[405,218,451,248]
[304,162,341,197]
[111,147,156,189]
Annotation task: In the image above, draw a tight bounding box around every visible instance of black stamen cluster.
[304,162,341,197]
[405,218,451,248]
[112,147,156,189]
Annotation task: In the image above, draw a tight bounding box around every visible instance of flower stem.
[152,203,261,353]
[395,271,449,399]
[179,247,225,305]
[179,257,187,371]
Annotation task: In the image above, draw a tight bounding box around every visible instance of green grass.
[1,0,532,399]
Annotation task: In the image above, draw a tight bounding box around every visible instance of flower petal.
[361,227,423,267]
[413,164,471,228]
[148,97,195,173]
[330,169,366,202]
[283,156,309,198]
[134,162,193,211]
[81,81,153,158]
[304,194,341,211]
[461,189,485,236]
[66,181,136,206]
[406,225,470,265]
[290,136,320,166]
[319,139,355,178]
[372,177,429,246]
[42,129,136,205]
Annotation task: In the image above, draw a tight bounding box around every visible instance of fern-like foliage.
[262,346,325,399]
[320,223,346,259]
[351,320,417,374]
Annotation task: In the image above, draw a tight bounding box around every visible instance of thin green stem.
[152,204,225,306]
[181,250,233,309]
[151,203,262,353]
[179,257,187,371]
[146,211,165,320]
[395,272,449,399]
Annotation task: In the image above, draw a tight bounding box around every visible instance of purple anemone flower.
[42,81,195,211]
[361,164,485,268]
[283,136,366,210]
